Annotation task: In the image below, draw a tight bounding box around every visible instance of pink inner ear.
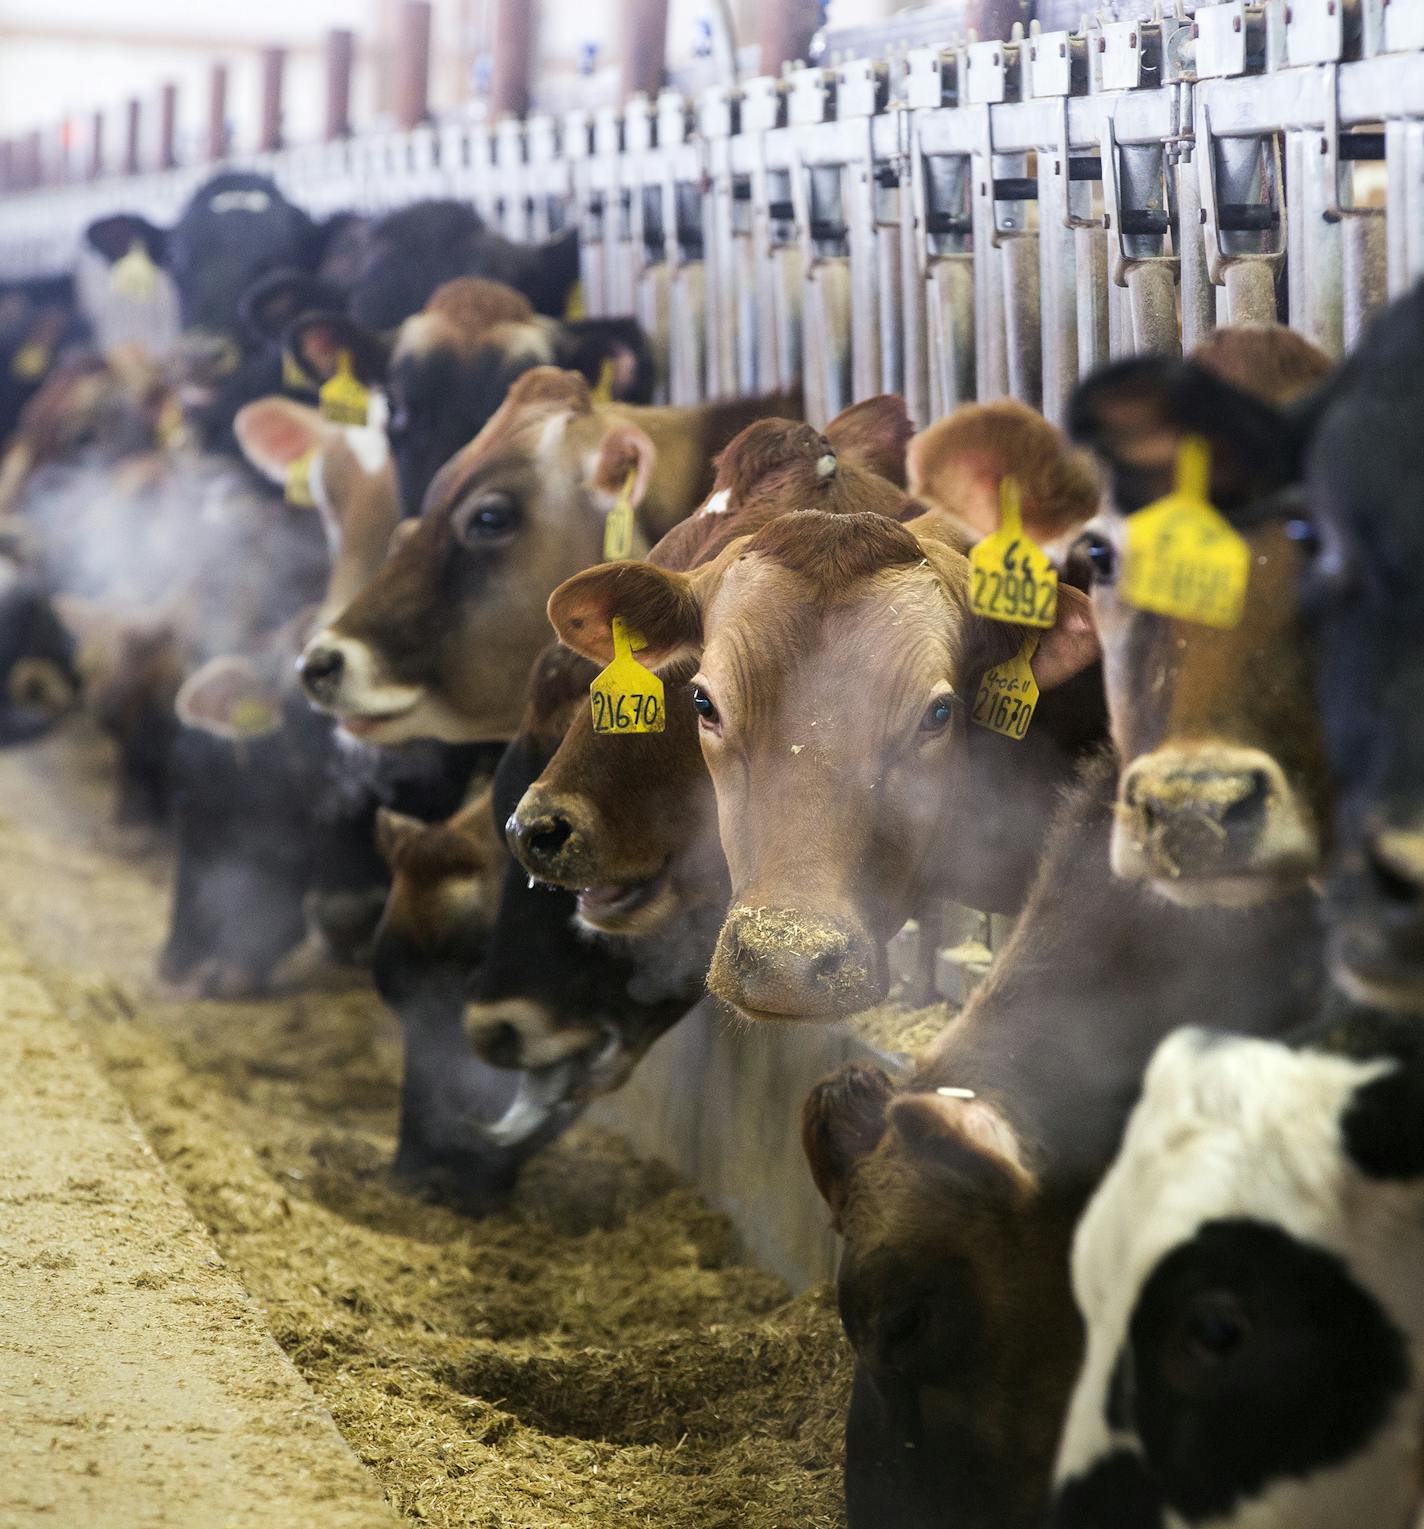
[236,403,319,475]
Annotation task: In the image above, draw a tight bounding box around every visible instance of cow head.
[1300,284,1424,1011]
[299,368,776,745]
[804,1062,1082,1529]
[516,398,914,940]
[551,505,1098,1023]
[1053,1020,1424,1529]
[1068,345,1329,908]
[287,276,652,514]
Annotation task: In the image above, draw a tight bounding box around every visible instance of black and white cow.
[1052,1019,1424,1529]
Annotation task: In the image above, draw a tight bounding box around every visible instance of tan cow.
[298,366,800,745]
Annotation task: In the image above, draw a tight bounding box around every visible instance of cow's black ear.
[284,311,391,388]
[802,1063,895,1229]
[1068,357,1299,517]
[558,318,656,404]
[86,212,168,267]
[522,227,582,318]
[1340,1018,1424,1180]
[309,209,370,288]
[239,270,348,348]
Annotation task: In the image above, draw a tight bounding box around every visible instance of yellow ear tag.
[230,697,279,736]
[319,349,370,426]
[590,356,617,405]
[590,616,665,735]
[969,476,1057,628]
[285,449,317,508]
[282,348,315,394]
[1121,436,1249,629]
[155,397,186,449]
[109,239,160,302]
[10,343,48,381]
[602,468,637,561]
[563,279,587,321]
[971,633,1039,741]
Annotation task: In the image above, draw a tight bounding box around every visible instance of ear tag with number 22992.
[591,616,664,735]
[1122,436,1249,629]
[969,476,1057,628]
[602,468,637,561]
[972,633,1039,741]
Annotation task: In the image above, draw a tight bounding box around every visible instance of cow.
[1065,326,1334,906]
[298,366,801,746]
[0,274,89,447]
[285,276,654,514]
[507,397,915,971]
[1052,1013,1424,1529]
[548,404,1105,1023]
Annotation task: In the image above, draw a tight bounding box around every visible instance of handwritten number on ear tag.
[591,616,664,735]
[602,468,637,561]
[969,476,1058,629]
[1122,436,1249,629]
[972,633,1039,741]
[319,349,371,426]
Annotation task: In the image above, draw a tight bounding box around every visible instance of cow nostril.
[526,815,573,863]
[301,645,344,691]
[479,1022,523,1067]
[1220,770,1271,829]
[810,946,847,983]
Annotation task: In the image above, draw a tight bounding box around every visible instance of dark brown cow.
[508,397,915,948]
[549,410,1103,1023]
[298,366,799,746]
[1067,325,1334,905]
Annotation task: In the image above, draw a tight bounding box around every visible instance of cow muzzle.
[506,786,597,887]
[1114,747,1318,904]
[709,904,882,1022]
[297,630,421,729]
[1330,824,1424,1011]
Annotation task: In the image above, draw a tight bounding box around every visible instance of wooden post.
[123,98,142,175]
[395,1,433,129]
[260,46,286,152]
[758,0,821,75]
[158,82,178,171]
[325,28,355,140]
[89,110,105,180]
[206,63,229,161]
[489,0,536,119]
[619,0,669,104]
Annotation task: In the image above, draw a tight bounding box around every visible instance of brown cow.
[1066,325,1334,905]
[550,504,1101,1022]
[298,366,800,746]
[508,397,915,950]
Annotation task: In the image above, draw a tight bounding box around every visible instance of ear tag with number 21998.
[591,616,664,734]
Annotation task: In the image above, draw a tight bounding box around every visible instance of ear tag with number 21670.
[591,616,664,734]
[969,476,1057,628]
[1122,436,1249,629]
[972,633,1039,741]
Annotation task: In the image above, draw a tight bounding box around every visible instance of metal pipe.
[259,46,286,153]
[395,1,432,130]
[489,0,536,120]
[619,0,669,105]
[325,29,355,140]
[123,98,141,175]
[158,82,178,171]
[206,63,228,161]
[758,0,820,75]
[89,110,104,180]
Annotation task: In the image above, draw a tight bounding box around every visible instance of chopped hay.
[0,722,850,1528]
[851,999,954,1058]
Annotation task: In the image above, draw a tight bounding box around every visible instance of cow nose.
[506,788,596,885]
[710,904,882,1021]
[474,1020,525,1068]
[299,643,345,700]
[507,810,574,872]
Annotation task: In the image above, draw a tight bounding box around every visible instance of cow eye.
[1183,1290,1249,1364]
[1283,516,1321,557]
[921,693,955,733]
[457,493,519,545]
[1076,530,1118,584]
[691,685,719,726]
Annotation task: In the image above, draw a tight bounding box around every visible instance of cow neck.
[914,748,1324,1188]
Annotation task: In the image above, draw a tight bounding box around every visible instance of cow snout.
[1114,748,1317,900]
[507,788,595,886]
[299,641,346,701]
[467,996,600,1070]
[710,904,882,1021]
[1330,826,1424,1010]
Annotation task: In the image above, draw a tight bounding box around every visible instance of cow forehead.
[1074,1032,1396,1326]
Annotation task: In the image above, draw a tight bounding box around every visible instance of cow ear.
[889,1092,1036,1199]
[587,422,657,512]
[1341,1028,1424,1181]
[375,806,425,868]
[824,395,914,487]
[234,398,329,484]
[802,1063,895,1230]
[1030,582,1100,691]
[523,227,582,318]
[85,212,167,267]
[559,318,656,404]
[1068,356,1300,515]
[239,269,348,349]
[284,311,391,388]
[175,656,282,739]
[548,561,702,671]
